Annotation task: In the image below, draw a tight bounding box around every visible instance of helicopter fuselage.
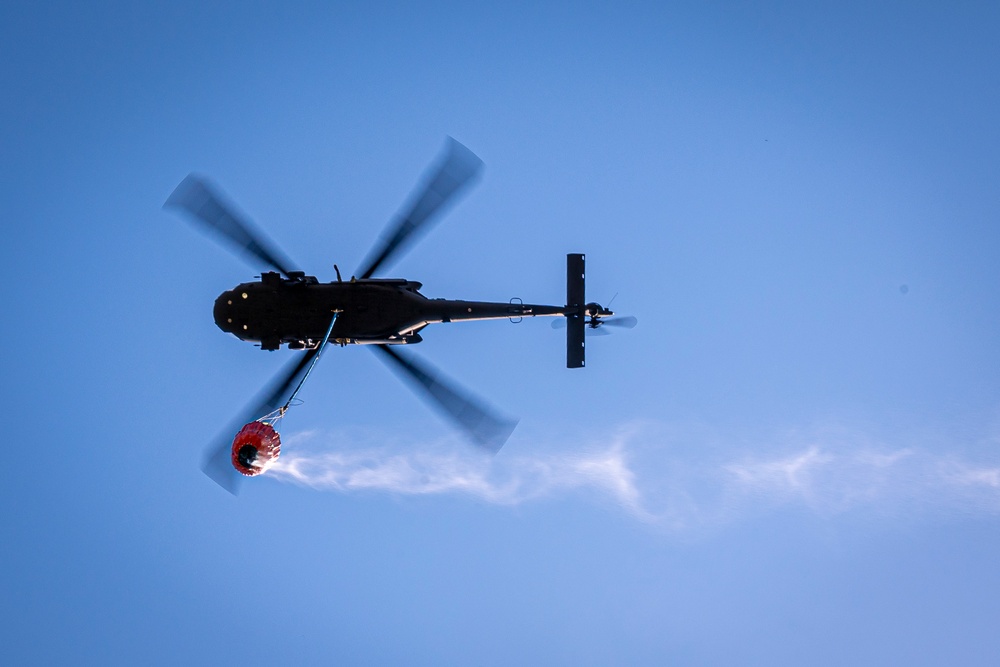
[215,271,571,350]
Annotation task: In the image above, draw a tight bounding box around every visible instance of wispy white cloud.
[724,443,1000,518]
[948,465,1000,488]
[267,421,1000,529]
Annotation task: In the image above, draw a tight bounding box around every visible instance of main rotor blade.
[201,347,320,494]
[165,174,299,278]
[372,345,517,454]
[356,138,483,279]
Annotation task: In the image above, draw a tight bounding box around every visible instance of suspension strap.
[281,310,340,411]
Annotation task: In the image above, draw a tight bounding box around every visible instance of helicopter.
[164,138,636,494]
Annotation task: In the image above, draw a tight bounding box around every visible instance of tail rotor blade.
[371,345,517,454]
[165,174,299,278]
[603,315,638,329]
[356,138,483,279]
[551,315,636,334]
[201,347,320,494]
[550,318,610,336]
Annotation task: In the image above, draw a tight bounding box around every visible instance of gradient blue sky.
[3,2,1000,664]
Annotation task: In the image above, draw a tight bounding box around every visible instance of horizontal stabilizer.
[566,253,585,368]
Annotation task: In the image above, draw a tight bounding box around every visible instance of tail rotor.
[552,313,637,334]
[560,254,635,363]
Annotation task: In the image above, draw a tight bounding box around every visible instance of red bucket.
[230,421,281,476]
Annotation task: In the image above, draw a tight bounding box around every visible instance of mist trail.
[267,421,1000,530]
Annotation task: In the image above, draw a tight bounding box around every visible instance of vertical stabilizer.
[566,253,585,368]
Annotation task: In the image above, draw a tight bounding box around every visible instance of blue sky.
[3,1,1000,664]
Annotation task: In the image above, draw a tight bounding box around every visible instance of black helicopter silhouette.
[164,138,636,493]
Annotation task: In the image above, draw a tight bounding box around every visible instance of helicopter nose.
[214,291,234,331]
